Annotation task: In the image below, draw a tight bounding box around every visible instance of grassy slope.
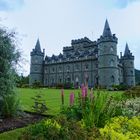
[0,88,123,140]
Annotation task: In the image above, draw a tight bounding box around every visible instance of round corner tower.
[29,39,44,85]
[121,43,135,86]
[97,19,119,88]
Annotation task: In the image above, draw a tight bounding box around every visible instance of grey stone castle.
[29,20,135,88]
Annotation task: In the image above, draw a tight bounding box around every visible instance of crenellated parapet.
[97,34,118,44]
[71,37,92,45]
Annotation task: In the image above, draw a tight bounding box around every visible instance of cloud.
[114,0,139,8]
[100,0,140,9]
[0,0,24,11]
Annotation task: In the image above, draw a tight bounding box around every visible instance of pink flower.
[89,88,94,101]
[85,86,88,97]
[61,88,64,105]
[82,87,86,97]
[70,93,74,106]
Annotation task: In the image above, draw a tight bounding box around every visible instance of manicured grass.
[17,88,81,115]
[0,128,24,140]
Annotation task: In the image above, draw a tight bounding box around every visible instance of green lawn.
[17,88,81,115]
[0,88,123,140]
[17,88,123,115]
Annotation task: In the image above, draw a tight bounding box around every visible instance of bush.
[32,81,42,88]
[55,83,64,89]
[32,93,48,114]
[63,83,74,89]
[0,94,20,118]
[100,116,140,140]
[61,89,121,128]
[124,86,140,98]
[120,97,140,118]
[0,27,21,118]
[19,116,87,140]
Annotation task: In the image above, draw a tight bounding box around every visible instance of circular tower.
[29,39,44,85]
[121,43,135,86]
[97,19,119,88]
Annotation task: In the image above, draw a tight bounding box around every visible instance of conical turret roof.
[103,19,112,37]
[124,43,130,56]
[35,39,41,52]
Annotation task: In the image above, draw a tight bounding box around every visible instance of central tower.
[97,20,119,88]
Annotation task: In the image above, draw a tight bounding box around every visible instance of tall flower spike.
[70,93,74,106]
[61,88,64,105]
[90,88,94,102]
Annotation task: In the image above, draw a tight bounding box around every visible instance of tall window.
[111,75,115,83]
[67,65,70,72]
[85,64,88,70]
[76,64,79,71]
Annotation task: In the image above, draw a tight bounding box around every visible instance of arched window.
[131,70,133,75]
[111,75,115,83]
[110,59,114,66]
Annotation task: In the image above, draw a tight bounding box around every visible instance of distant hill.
[135,69,140,85]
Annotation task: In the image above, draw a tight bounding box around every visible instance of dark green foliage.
[0,27,20,118]
[0,94,20,118]
[32,81,42,88]
[135,69,140,85]
[32,93,48,114]
[63,83,74,89]
[16,74,29,88]
[124,86,140,98]
[19,116,87,140]
[61,91,122,128]
[112,84,129,91]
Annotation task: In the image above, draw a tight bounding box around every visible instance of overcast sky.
[0,0,140,75]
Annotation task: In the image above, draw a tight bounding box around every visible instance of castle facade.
[29,20,135,88]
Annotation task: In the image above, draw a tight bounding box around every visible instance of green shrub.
[0,27,21,118]
[124,86,140,98]
[100,116,140,140]
[0,94,20,118]
[32,81,42,88]
[19,116,87,140]
[120,97,140,118]
[61,90,121,128]
[32,93,48,114]
[112,84,129,91]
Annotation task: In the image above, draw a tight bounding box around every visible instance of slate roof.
[103,19,112,37]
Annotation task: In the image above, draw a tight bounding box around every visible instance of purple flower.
[85,86,88,97]
[70,93,74,106]
[61,88,64,105]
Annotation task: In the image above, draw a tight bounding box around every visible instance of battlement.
[71,37,92,45]
[63,46,74,52]
[97,34,118,44]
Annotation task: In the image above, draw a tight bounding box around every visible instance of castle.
[29,20,135,88]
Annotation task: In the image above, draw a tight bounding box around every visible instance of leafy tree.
[0,27,21,117]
